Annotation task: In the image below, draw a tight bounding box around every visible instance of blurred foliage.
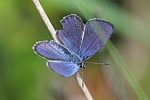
[0,0,150,100]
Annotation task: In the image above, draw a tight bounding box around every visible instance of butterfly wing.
[33,40,73,61]
[33,40,81,77]
[57,14,84,55]
[80,19,114,60]
[47,61,80,77]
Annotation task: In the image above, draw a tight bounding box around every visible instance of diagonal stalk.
[32,0,93,99]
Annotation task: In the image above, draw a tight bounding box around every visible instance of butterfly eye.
[77,62,85,68]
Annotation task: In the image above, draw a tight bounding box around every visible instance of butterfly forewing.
[57,14,84,55]
[34,40,73,61]
[80,19,114,61]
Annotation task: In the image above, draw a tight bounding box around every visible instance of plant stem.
[107,41,148,100]
[75,73,93,100]
[32,0,93,99]
[32,0,58,42]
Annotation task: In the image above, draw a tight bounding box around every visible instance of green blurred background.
[0,0,150,100]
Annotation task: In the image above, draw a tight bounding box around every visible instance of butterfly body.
[33,14,114,77]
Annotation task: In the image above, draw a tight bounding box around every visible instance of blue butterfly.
[33,14,114,77]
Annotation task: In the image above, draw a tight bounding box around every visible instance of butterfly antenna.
[85,62,110,65]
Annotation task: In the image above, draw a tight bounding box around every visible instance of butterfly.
[33,14,114,77]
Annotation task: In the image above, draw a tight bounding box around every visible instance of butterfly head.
[77,61,86,68]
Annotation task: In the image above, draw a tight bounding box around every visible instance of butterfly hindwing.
[47,61,80,77]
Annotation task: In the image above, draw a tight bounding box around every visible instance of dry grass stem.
[32,0,93,99]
